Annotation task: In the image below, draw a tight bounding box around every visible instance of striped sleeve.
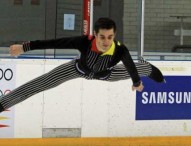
[22,41,31,52]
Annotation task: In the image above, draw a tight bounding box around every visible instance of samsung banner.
[0,63,16,138]
[136,76,191,120]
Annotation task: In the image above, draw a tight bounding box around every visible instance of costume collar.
[101,41,115,56]
[91,38,115,56]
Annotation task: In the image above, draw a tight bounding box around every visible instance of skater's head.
[94,18,116,53]
[94,17,116,34]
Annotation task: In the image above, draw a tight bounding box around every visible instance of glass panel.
[123,0,191,61]
[0,0,83,59]
[1,0,191,60]
[54,0,83,59]
[123,0,139,55]
[0,0,46,58]
[144,0,191,60]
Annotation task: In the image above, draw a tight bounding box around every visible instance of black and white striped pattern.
[87,50,112,72]
[23,42,31,52]
[0,60,80,109]
[107,62,152,81]
[0,54,152,111]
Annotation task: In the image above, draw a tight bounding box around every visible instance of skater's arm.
[120,45,143,91]
[22,36,88,52]
[9,36,89,56]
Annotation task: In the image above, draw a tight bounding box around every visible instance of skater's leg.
[107,58,164,82]
[138,58,165,82]
[107,62,152,81]
[0,60,79,112]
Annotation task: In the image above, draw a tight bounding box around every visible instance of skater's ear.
[94,31,98,37]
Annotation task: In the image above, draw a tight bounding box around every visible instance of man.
[0,17,164,113]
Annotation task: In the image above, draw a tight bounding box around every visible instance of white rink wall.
[0,59,191,138]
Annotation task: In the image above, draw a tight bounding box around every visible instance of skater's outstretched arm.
[9,35,90,56]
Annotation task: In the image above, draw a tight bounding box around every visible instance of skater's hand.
[10,44,24,56]
[132,82,144,92]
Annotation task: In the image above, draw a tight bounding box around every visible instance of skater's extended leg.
[107,62,152,81]
[0,60,79,112]
[107,60,164,82]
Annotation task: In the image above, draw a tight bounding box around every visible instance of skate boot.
[0,103,4,113]
[139,57,165,83]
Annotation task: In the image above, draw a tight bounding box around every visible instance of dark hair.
[94,17,116,33]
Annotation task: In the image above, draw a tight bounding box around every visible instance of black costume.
[0,36,164,112]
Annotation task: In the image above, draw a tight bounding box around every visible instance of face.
[94,28,116,53]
